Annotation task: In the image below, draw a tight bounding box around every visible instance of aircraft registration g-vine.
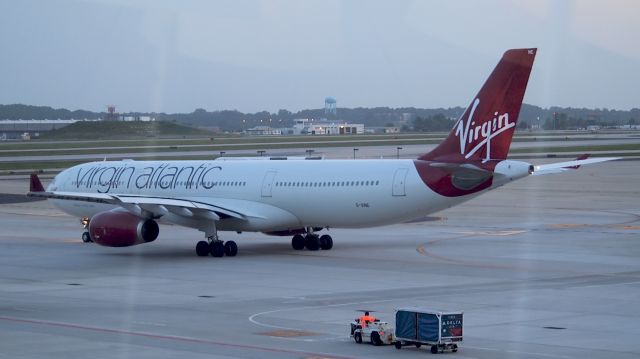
[28,48,617,257]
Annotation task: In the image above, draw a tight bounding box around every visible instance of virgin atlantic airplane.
[28,48,617,257]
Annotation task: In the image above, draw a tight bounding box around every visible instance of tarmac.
[0,158,639,358]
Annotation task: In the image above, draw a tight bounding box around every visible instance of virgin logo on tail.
[454,98,514,163]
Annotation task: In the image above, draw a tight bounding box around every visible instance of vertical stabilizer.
[30,173,45,192]
[419,49,536,164]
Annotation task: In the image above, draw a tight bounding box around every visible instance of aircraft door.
[392,168,408,196]
[261,170,277,197]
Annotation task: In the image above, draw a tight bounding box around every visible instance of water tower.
[106,105,117,121]
[324,97,337,116]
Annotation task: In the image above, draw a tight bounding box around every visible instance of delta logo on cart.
[455,98,514,163]
[441,314,463,337]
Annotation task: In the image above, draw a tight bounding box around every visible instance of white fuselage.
[48,159,530,233]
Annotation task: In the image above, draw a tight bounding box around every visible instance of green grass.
[0,133,445,151]
[38,121,210,140]
[3,131,634,153]
[0,138,441,157]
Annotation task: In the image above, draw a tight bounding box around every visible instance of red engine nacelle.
[88,211,159,247]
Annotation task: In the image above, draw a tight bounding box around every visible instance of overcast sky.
[1,0,639,113]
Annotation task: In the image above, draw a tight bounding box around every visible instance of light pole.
[396,146,403,159]
[353,148,359,159]
[257,150,266,157]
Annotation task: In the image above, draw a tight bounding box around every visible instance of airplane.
[28,48,618,258]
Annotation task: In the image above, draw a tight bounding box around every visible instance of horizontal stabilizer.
[532,157,620,176]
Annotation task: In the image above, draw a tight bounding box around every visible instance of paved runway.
[1,160,639,358]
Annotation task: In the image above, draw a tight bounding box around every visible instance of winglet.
[566,154,589,169]
[30,173,45,192]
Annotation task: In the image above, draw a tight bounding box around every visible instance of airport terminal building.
[290,119,364,135]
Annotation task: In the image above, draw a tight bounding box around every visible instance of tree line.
[1,104,637,132]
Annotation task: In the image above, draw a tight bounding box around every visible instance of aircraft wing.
[27,177,248,223]
[531,156,620,176]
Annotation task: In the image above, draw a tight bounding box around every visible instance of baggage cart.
[394,307,463,354]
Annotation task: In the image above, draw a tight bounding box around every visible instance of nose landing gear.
[81,217,93,243]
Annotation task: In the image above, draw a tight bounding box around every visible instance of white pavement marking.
[248,298,400,342]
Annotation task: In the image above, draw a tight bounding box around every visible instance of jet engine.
[88,211,159,247]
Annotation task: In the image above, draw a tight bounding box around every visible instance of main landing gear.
[196,239,238,257]
[291,229,333,251]
[196,225,237,258]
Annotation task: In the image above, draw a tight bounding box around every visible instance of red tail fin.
[30,173,45,192]
[419,48,537,164]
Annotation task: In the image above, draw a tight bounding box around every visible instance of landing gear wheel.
[304,234,320,251]
[354,332,362,344]
[415,343,422,348]
[196,241,210,256]
[82,232,92,243]
[319,234,333,250]
[394,341,402,349]
[291,234,305,250]
[224,241,238,257]
[452,344,458,353]
[370,331,382,346]
[210,241,224,257]
[431,345,438,354]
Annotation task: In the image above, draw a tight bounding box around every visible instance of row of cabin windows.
[275,180,380,188]
[71,180,247,187]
